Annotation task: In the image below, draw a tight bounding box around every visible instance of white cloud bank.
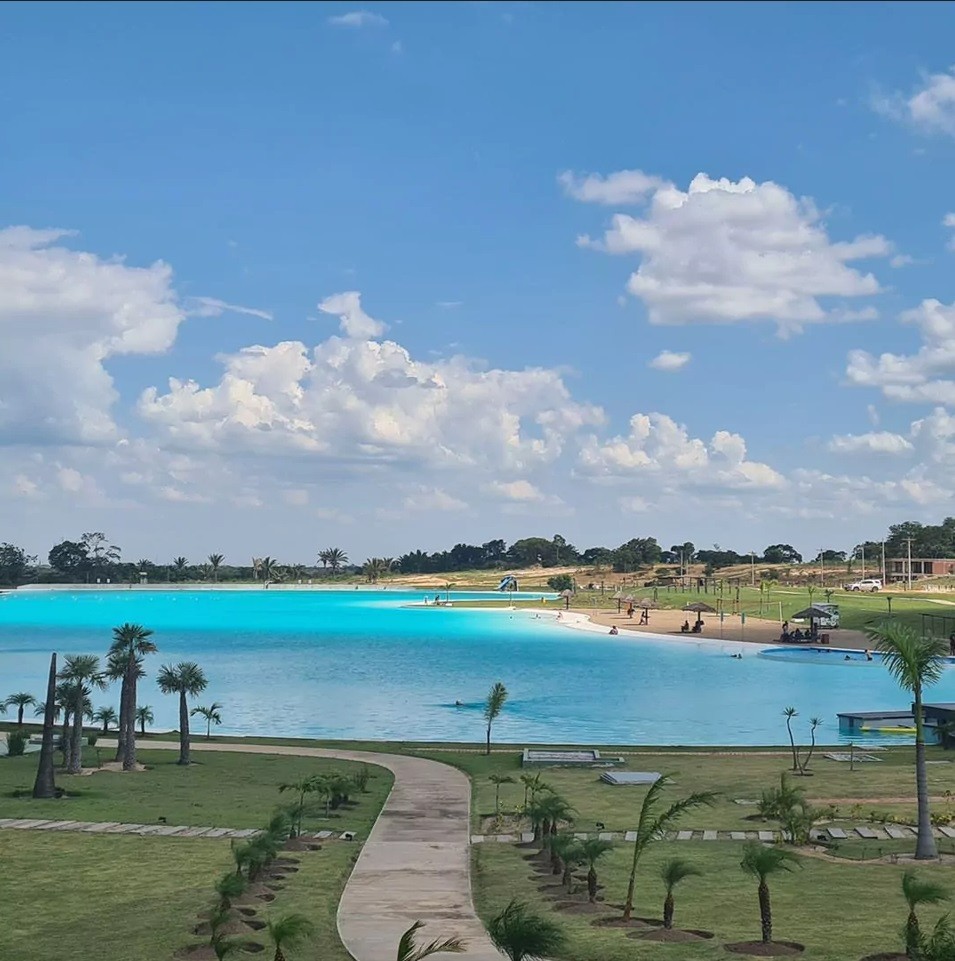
[566,170,890,335]
[328,10,388,28]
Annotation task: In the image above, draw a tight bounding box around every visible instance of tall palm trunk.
[485,720,492,756]
[60,709,72,770]
[913,686,938,859]
[663,892,675,929]
[273,946,286,961]
[68,702,83,775]
[177,690,190,766]
[623,868,637,921]
[115,674,129,762]
[758,880,772,943]
[123,665,138,771]
[587,867,598,903]
[32,653,58,799]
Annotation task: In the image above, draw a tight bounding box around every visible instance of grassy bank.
[0,748,392,834]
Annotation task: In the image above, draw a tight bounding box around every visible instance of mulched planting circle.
[591,917,655,929]
[860,955,908,961]
[630,929,716,942]
[725,941,805,956]
[554,901,605,915]
[174,946,218,961]
[239,943,265,954]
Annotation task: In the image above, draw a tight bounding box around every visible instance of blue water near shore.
[2,589,953,745]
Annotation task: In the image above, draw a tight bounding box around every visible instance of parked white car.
[846,578,881,592]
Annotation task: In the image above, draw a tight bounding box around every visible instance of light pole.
[750,551,756,587]
[820,548,825,587]
[906,536,913,591]
[881,541,886,584]
[861,544,865,580]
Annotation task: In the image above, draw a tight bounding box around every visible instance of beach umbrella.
[560,588,573,609]
[683,601,716,614]
[634,597,657,609]
[790,605,833,632]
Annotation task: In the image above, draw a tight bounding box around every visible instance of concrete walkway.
[131,741,502,961]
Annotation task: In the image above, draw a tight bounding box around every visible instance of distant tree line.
[3,516,955,587]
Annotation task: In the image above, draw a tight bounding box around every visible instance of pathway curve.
[135,741,502,961]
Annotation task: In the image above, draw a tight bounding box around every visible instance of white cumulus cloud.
[0,226,185,445]
[487,479,545,502]
[578,412,785,492]
[328,10,388,27]
[648,350,690,372]
[828,431,914,455]
[875,67,955,137]
[569,170,890,335]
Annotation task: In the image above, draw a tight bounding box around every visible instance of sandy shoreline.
[562,604,872,650]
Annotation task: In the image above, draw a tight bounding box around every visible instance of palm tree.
[92,706,118,733]
[580,838,613,903]
[489,773,515,817]
[4,692,35,726]
[534,793,576,847]
[739,842,801,944]
[109,623,157,771]
[783,706,799,772]
[799,717,822,774]
[266,914,314,961]
[214,871,247,911]
[192,701,224,739]
[487,900,566,961]
[396,920,466,961]
[157,662,208,765]
[326,548,347,572]
[902,869,949,957]
[660,858,702,930]
[208,553,224,583]
[172,556,189,581]
[136,705,154,736]
[279,775,320,836]
[260,557,282,582]
[363,557,387,583]
[915,915,955,961]
[483,681,508,755]
[622,774,718,921]
[317,549,330,570]
[32,653,58,799]
[869,621,948,859]
[549,833,584,892]
[58,655,106,774]
[519,772,550,814]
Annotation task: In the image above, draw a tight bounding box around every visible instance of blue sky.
[2,2,955,563]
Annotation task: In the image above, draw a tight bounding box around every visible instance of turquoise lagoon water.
[1,589,953,746]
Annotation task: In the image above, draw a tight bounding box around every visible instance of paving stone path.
[471,825,955,843]
[0,817,354,840]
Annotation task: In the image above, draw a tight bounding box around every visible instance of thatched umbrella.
[560,588,573,610]
[683,600,716,628]
[634,597,656,623]
[790,605,833,634]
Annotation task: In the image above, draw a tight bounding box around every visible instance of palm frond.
[903,869,949,909]
[396,919,466,961]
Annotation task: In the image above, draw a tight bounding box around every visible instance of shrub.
[5,729,28,757]
[87,733,98,747]
[547,574,573,592]
[354,764,371,793]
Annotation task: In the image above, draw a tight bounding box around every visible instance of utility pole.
[820,548,825,587]
[907,536,913,591]
[881,541,886,584]
[750,551,756,587]
[861,544,866,580]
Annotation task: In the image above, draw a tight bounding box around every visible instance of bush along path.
[131,741,504,961]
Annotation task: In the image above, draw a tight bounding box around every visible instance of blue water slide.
[497,575,518,591]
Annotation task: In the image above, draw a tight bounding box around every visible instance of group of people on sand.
[624,602,650,625]
[680,619,703,634]
[780,620,818,644]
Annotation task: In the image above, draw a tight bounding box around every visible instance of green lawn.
[0,832,233,961]
[417,745,955,833]
[0,749,393,834]
[0,830,363,961]
[472,840,947,961]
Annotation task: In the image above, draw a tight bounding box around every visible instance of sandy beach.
[568,605,872,650]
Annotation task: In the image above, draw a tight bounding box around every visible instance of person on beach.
[681,620,690,633]
[864,649,873,661]
[627,603,634,618]
[609,625,619,635]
